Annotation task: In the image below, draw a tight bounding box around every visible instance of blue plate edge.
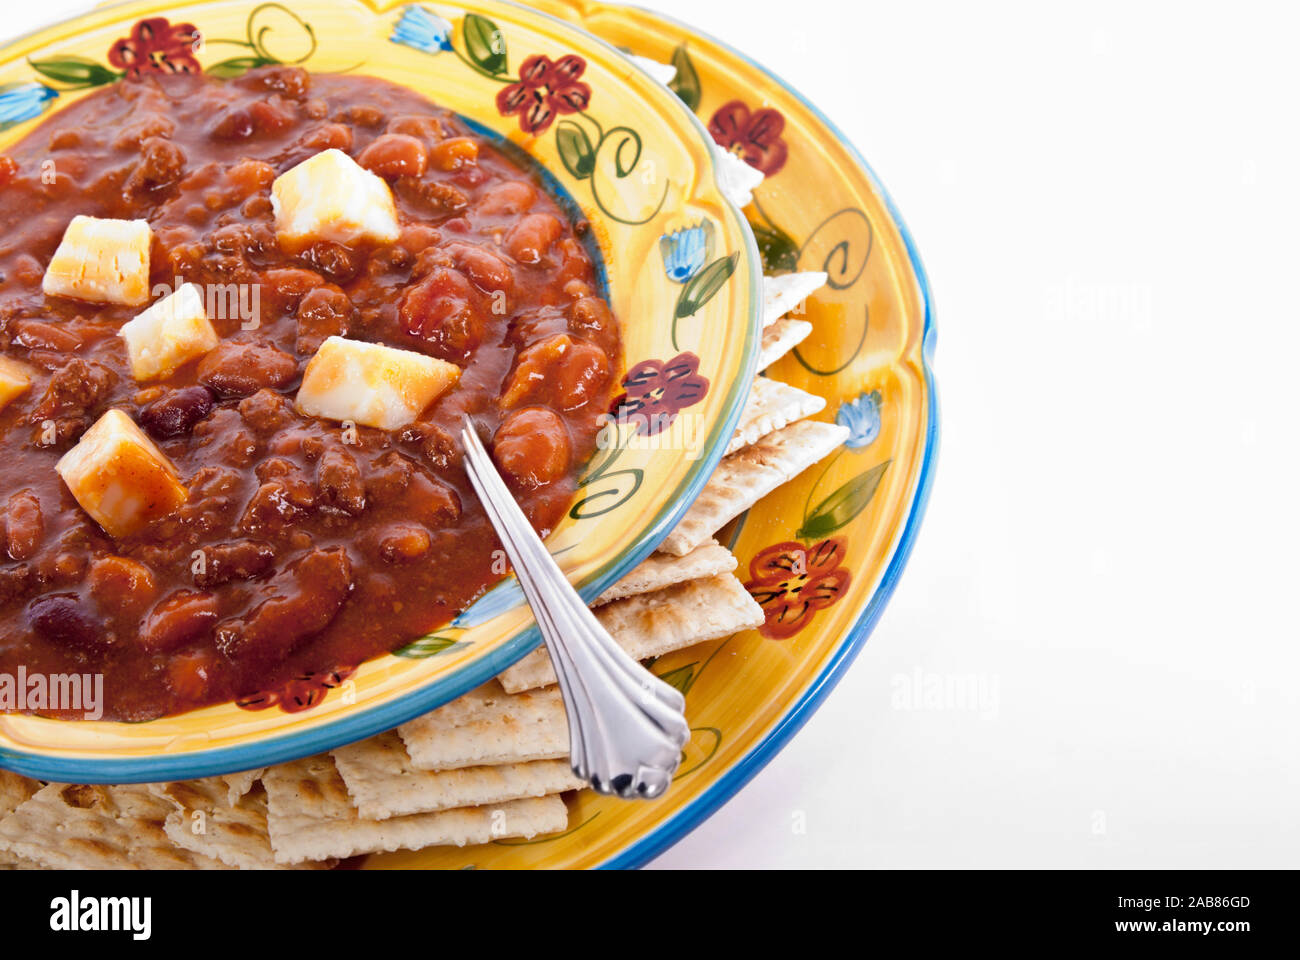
[597,11,942,871]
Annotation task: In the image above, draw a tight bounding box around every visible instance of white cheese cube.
[56,409,188,540]
[296,336,460,431]
[0,356,36,414]
[762,271,828,327]
[42,215,153,306]
[117,283,219,382]
[271,149,400,250]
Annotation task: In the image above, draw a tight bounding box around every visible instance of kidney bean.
[13,319,82,352]
[214,547,353,664]
[27,594,107,656]
[141,590,219,653]
[198,342,298,398]
[139,385,216,439]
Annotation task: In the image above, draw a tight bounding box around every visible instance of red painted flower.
[745,538,851,639]
[708,100,789,176]
[614,352,709,436]
[108,17,201,77]
[236,666,356,714]
[495,54,591,135]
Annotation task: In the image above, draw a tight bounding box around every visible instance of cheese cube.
[271,149,400,250]
[56,409,188,540]
[0,356,36,414]
[42,215,153,306]
[118,283,220,382]
[296,336,460,431]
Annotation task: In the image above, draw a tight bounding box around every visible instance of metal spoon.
[459,419,690,799]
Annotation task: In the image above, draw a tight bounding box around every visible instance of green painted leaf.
[667,44,701,111]
[392,635,471,659]
[657,662,698,696]
[675,252,738,319]
[750,220,800,274]
[28,56,118,88]
[798,460,891,539]
[204,56,270,79]
[555,120,595,180]
[463,13,507,76]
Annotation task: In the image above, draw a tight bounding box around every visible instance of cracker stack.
[0,273,848,870]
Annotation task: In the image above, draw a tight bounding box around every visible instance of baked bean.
[359,133,429,179]
[477,180,537,217]
[88,556,157,619]
[429,137,479,171]
[378,523,431,562]
[387,114,444,141]
[493,408,571,489]
[506,213,562,263]
[296,122,353,153]
[448,242,513,294]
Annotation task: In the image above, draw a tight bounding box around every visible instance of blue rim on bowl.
[0,0,763,784]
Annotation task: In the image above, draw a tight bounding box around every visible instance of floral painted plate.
[358,0,940,869]
[0,0,761,782]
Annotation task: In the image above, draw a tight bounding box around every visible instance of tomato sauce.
[0,66,620,719]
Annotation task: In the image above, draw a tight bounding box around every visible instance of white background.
[10,0,1299,869]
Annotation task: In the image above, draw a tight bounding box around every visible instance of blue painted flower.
[0,82,57,131]
[659,220,715,283]
[390,5,453,54]
[837,390,882,449]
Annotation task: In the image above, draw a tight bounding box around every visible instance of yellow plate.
[0,0,761,782]
[361,0,940,869]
